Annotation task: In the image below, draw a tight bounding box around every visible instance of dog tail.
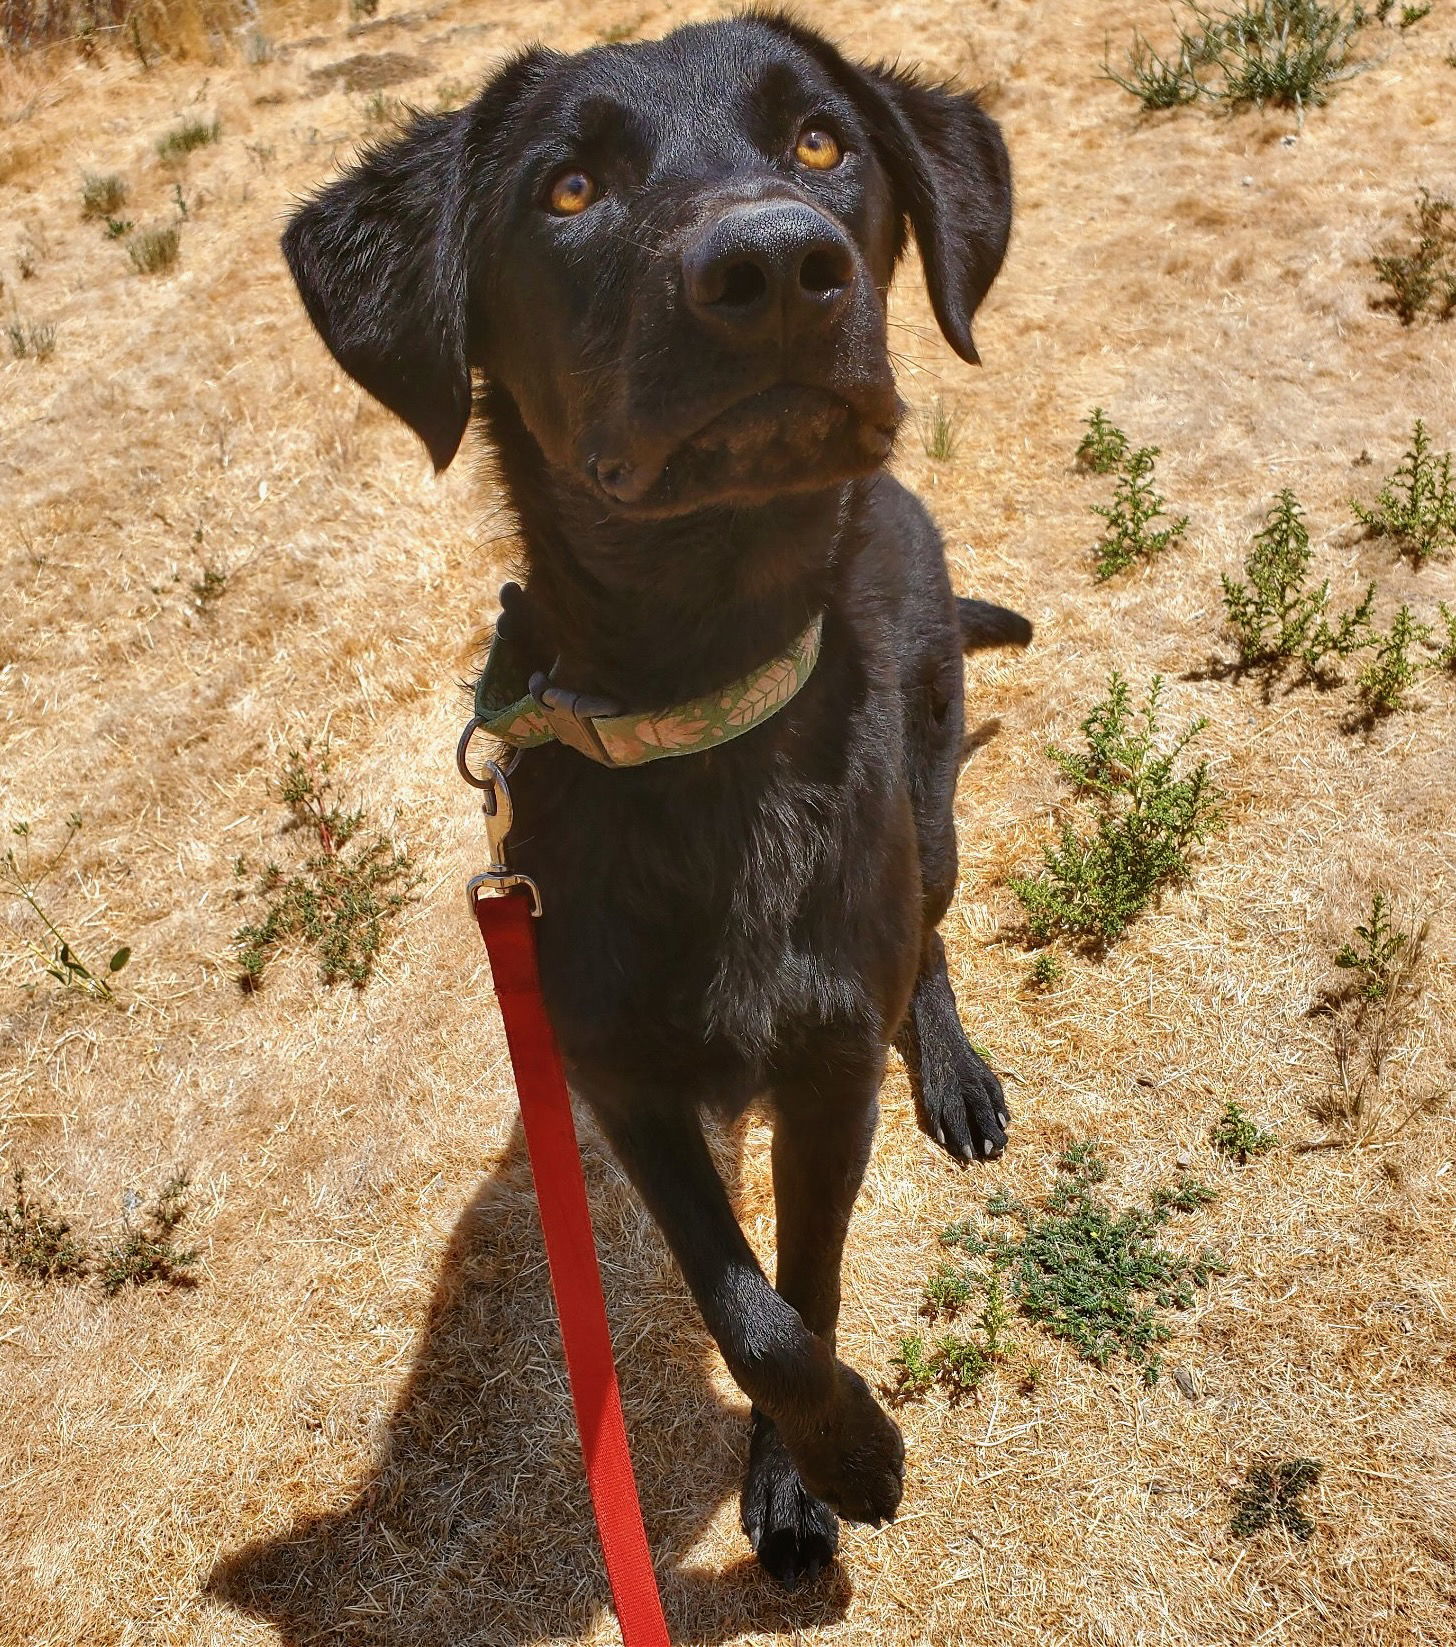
[957,597,1033,652]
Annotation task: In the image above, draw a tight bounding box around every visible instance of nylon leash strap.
[464,749,670,1647]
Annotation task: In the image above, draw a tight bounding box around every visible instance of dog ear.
[758,19,1012,365]
[281,53,546,471]
[856,68,1011,366]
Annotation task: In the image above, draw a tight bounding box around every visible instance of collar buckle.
[527,673,624,767]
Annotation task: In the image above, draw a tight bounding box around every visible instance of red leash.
[471,879,672,1647]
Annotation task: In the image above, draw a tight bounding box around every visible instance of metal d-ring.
[456,717,520,789]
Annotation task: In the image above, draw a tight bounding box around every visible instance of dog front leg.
[591,1096,903,1531]
[742,1057,889,1586]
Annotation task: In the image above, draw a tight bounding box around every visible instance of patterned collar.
[472,606,824,768]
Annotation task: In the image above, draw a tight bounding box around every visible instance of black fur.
[282,11,1028,1589]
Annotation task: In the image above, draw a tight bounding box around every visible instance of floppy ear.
[856,67,1012,365]
[281,51,547,471]
[759,19,1012,365]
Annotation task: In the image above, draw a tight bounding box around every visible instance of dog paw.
[918,1040,1010,1163]
[783,1364,904,1527]
[741,1410,839,1590]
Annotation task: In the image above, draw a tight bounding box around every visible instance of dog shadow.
[207,1114,852,1644]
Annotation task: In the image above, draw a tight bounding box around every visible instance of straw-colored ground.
[3,2,1454,1643]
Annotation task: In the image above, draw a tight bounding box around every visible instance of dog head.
[283,13,1011,516]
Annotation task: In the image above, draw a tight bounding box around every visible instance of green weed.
[1221,490,1375,674]
[933,1144,1224,1386]
[104,216,133,239]
[1435,603,1456,671]
[233,739,419,988]
[1010,674,1222,946]
[1091,447,1189,579]
[1025,951,1065,991]
[1372,190,1456,325]
[156,115,220,162]
[6,314,55,360]
[892,1272,1014,1402]
[1355,604,1432,715]
[1352,420,1456,565]
[0,1167,89,1283]
[1109,1,1368,116]
[1211,1101,1280,1161]
[126,224,180,275]
[1105,31,1203,108]
[2,816,131,998]
[1231,1458,1322,1539]
[1333,891,1409,999]
[1075,407,1131,474]
[96,1173,198,1295]
[920,396,962,462]
[80,171,127,219]
[1313,895,1446,1148]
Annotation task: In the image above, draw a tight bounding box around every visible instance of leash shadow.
[206,1114,852,1644]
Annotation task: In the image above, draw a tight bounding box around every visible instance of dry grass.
[2,1,1455,1644]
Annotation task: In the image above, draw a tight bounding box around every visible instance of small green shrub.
[104,216,134,239]
[1075,407,1131,474]
[1398,2,1430,25]
[1231,1458,1322,1539]
[0,1167,89,1283]
[80,171,127,219]
[1010,674,1222,946]
[1222,490,1376,672]
[6,316,55,360]
[127,224,180,275]
[1091,447,1189,579]
[1211,1101,1280,1161]
[920,397,962,462]
[1333,891,1409,1000]
[1356,604,1432,715]
[1108,0,1368,115]
[233,739,419,988]
[1213,0,1364,109]
[1352,420,1456,565]
[96,1174,199,1295]
[1025,951,1065,991]
[156,115,220,162]
[1435,603,1456,671]
[924,1144,1225,1388]
[1314,894,1444,1148]
[892,1272,1013,1402]
[1372,190,1456,325]
[3,817,131,998]
[1105,32,1203,108]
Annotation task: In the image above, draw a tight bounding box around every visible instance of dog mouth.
[590,383,901,509]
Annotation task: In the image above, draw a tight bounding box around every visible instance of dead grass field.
[3,2,1455,1643]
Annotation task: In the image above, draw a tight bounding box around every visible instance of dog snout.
[682,201,855,343]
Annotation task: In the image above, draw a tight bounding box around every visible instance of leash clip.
[458,721,543,916]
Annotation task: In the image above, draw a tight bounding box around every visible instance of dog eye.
[546,169,598,216]
[794,127,842,171]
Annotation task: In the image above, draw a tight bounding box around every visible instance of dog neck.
[481,386,852,709]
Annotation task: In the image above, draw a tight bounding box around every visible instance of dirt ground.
[2,2,1454,1643]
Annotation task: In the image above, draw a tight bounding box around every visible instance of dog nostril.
[799,247,848,296]
[715,258,768,308]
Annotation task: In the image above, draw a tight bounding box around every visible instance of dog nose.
[682,202,855,342]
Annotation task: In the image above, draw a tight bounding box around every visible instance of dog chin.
[593,385,900,516]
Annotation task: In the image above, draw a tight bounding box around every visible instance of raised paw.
[918,1039,1010,1164]
[781,1362,904,1527]
[741,1409,839,1590]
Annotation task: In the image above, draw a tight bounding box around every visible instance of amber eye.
[547,170,597,215]
[794,127,842,170]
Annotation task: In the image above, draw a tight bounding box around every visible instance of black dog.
[283,11,1028,1591]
